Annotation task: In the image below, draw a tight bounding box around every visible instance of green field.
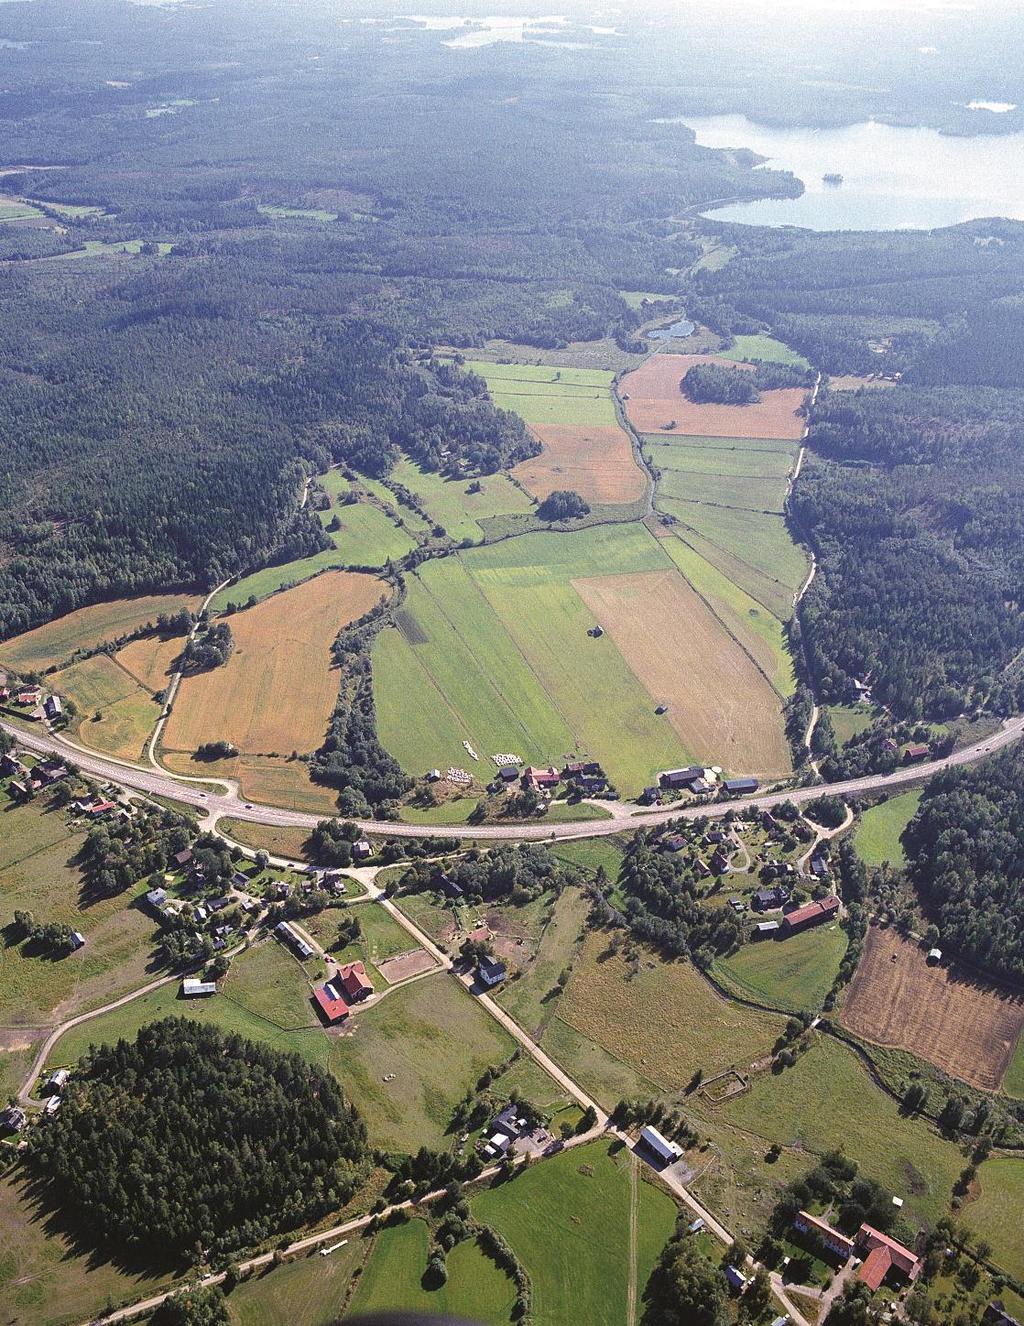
[827,704,875,745]
[350,1219,515,1323]
[712,924,848,1013]
[657,467,787,514]
[646,438,795,479]
[304,903,413,968]
[257,203,338,221]
[0,200,43,221]
[472,1139,677,1326]
[391,458,535,543]
[962,1157,1024,1279]
[496,887,589,1038]
[373,523,693,794]
[853,789,923,868]
[721,334,810,368]
[1005,1033,1024,1100]
[549,836,626,881]
[52,654,160,761]
[466,360,619,428]
[715,1036,963,1229]
[661,535,795,694]
[226,1239,367,1326]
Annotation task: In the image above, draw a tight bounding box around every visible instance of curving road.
[5,713,1023,842]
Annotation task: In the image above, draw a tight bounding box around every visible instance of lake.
[676,115,1024,231]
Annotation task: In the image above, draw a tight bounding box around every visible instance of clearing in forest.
[163,571,385,758]
[573,569,792,776]
[840,926,1024,1093]
[621,354,807,440]
[0,593,199,673]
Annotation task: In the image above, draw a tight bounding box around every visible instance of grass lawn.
[555,932,785,1094]
[304,904,412,966]
[497,887,589,1038]
[721,334,810,368]
[712,924,848,1013]
[962,1157,1024,1279]
[226,1239,366,1326]
[472,1139,677,1326]
[0,802,160,1027]
[853,790,923,868]
[390,458,534,544]
[714,1035,963,1230]
[350,1219,515,1324]
[827,704,875,745]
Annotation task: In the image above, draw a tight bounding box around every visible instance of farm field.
[163,571,385,759]
[657,466,788,514]
[496,887,590,1038]
[714,1035,964,1229]
[549,836,626,881]
[0,802,159,1027]
[226,1238,367,1326]
[721,334,810,367]
[659,536,796,695]
[51,654,161,761]
[853,789,923,868]
[840,926,1024,1092]
[645,437,796,479]
[554,931,786,1093]
[114,632,183,693]
[621,354,807,440]
[389,458,534,543]
[712,923,848,1013]
[374,524,695,794]
[349,1219,515,1324]
[472,1139,677,1326]
[514,424,645,506]
[962,1157,1024,1279]
[658,498,808,604]
[1006,1035,1024,1100]
[0,593,199,673]
[158,753,342,814]
[216,820,313,860]
[574,568,792,775]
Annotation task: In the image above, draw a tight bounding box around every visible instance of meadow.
[163,571,385,759]
[621,354,807,441]
[472,1139,677,1326]
[554,932,786,1095]
[712,924,848,1013]
[1005,1035,1024,1100]
[962,1157,1024,1279]
[216,820,313,860]
[853,789,923,868]
[389,458,535,543]
[51,654,161,761]
[721,334,811,367]
[496,887,590,1039]
[713,1035,964,1229]
[114,632,182,693]
[827,703,875,745]
[0,593,198,673]
[349,1219,515,1324]
[226,1239,367,1326]
[0,801,159,1029]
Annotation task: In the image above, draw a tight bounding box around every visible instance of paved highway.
[5,713,1023,841]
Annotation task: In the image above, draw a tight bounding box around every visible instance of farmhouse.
[855,1224,922,1291]
[641,786,661,805]
[338,960,374,1002]
[477,955,507,988]
[352,839,373,861]
[725,1266,749,1291]
[985,1302,1022,1326]
[499,765,520,783]
[1,1104,27,1133]
[181,977,217,997]
[810,854,829,877]
[755,921,780,938]
[313,977,351,1024]
[275,920,314,960]
[638,1124,683,1166]
[781,895,840,936]
[793,1211,856,1260]
[145,886,168,913]
[754,885,789,911]
[524,765,561,789]
[904,743,930,763]
[661,834,687,853]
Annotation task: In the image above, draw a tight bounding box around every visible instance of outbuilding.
[638,1124,683,1166]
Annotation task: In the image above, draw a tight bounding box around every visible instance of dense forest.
[27,1019,367,1263]
[904,745,1024,984]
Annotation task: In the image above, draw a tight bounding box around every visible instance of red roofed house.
[338,960,373,1002]
[313,979,350,1024]
[781,895,841,937]
[89,800,117,818]
[523,765,560,789]
[856,1225,922,1292]
[793,1211,856,1261]
[904,743,930,764]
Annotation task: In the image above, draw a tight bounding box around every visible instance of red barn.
[856,1225,922,1291]
[781,895,840,936]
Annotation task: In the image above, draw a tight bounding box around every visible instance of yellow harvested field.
[621,354,807,440]
[514,424,646,505]
[573,569,791,776]
[0,593,199,673]
[163,572,386,757]
[115,633,183,692]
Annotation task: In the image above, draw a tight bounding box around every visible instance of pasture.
[657,466,788,514]
[514,423,645,506]
[389,458,534,542]
[555,932,786,1093]
[716,1036,963,1229]
[853,789,922,868]
[466,360,619,428]
[163,571,385,758]
[496,887,590,1038]
[840,926,1024,1092]
[721,334,810,367]
[963,1158,1024,1279]
[472,1139,677,1326]
[0,593,198,673]
[350,1219,515,1324]
[226,1237,367,1326]
[620,354,808,440]
[712,924,848,1013]
[645,437,796,480]
[51,654,161,761]
[573,568,792,776]
[216,820,312,860]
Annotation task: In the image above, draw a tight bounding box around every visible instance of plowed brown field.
[572,568,791,776]
[514,423,645,504]
[841,926,1024,1092]
[621,354,807,440]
